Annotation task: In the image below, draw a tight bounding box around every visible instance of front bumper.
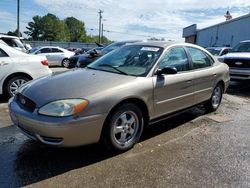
[8,97,107,147]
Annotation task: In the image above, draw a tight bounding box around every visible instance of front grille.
[16,93,36,112]
[224,58,250,68]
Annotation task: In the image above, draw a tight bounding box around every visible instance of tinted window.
[51,48,63,53]
[206,48,221,56]
[0,48,8,57]
[2,38,18,47]
[158,47,189,72]
[187,47,213,69]
[39,48,51,53]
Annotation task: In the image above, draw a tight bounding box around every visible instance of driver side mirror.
[89,49,98,57]
[156,66,178,76]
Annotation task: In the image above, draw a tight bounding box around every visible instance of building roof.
[198,13,250,32]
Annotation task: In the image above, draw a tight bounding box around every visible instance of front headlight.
[38,99,88,117]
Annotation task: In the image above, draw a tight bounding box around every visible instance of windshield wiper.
[98,64,128,75]
[87,66,99,70]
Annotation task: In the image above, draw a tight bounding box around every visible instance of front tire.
[103,103,144,152]
[204,84,223,113]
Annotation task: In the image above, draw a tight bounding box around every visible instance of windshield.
[232,42,250,52]
[206,48,221,56]
[101,42,124,54]
[28,47,39,54]
[88,45,163,76]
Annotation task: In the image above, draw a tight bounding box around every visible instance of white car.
[0,43,52,97]
[30,46,75,67]
[0,34,27,53]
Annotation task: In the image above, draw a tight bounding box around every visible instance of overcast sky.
[1,0,250,41]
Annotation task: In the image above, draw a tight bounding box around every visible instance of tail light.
[41,60,48,66]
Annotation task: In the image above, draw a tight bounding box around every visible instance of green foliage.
[25,13,111,43]
[65,17,86,42]
[7,29,22,37]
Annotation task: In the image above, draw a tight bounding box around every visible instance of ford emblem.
[21,98,26,105]
[235,62,243,66]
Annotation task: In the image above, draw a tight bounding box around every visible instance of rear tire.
[204,84,223,113]
[4,76,30,97]
[62,58,70,68]
[103,103,144,152]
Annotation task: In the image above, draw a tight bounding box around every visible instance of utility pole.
[98,10,103,43]
[17,0,20,38]
[101,23,104,43]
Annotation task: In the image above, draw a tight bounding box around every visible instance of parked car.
[9,42,229,152]
[75,40,141,68]
[68,47,104,68]
[0,43,52,97]
[29,46,75,67]
[206,47,231,57]
[218,40,250,80]
[0,34,27,52]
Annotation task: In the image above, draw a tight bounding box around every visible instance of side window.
[158,47,189,72]
[0,48,8,57]
[40,48,51,53]
[187,47,213,69]
[51,48,63,53]
[2,38,18,47]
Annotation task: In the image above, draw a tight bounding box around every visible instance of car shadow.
[226,80,250,97]
[0,95,8,103]
[14,107,205,187]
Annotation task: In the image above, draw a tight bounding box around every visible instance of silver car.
[9,42,230,152]
[30,46,75,67]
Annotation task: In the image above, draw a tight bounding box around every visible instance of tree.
[24,15,43,40]
[7,29,22,37]
[65,17,86,42]
[24,13,111,43]
[25,13,70,41]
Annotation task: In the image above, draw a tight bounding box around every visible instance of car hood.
[19,68,137,107]
[222,52,250,59]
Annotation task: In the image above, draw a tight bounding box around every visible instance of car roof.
[0,42,28,56]
[0,34,19,39]
[240,40,250,43]
[206,47,231,50]
[125,41,200,49]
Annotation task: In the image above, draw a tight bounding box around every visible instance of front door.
[153,47,194,118]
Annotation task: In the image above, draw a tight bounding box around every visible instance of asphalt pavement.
[0,74,250,188]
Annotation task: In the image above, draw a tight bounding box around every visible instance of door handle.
[186,80,192,84]
[0,61,8,66]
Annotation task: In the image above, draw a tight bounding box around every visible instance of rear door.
[50,48,64,66]
[36,48,54,65]
[186,47,216,103]
[153,47,194,118]
[0,48,13,92]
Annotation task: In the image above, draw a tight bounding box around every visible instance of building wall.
[196,14,250,48]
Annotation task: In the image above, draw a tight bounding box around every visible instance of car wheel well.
[3,73,32,96]
[110,98,149,124]
[3,73,32,89]
[216,81,225,92]
[100,98,149,140]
